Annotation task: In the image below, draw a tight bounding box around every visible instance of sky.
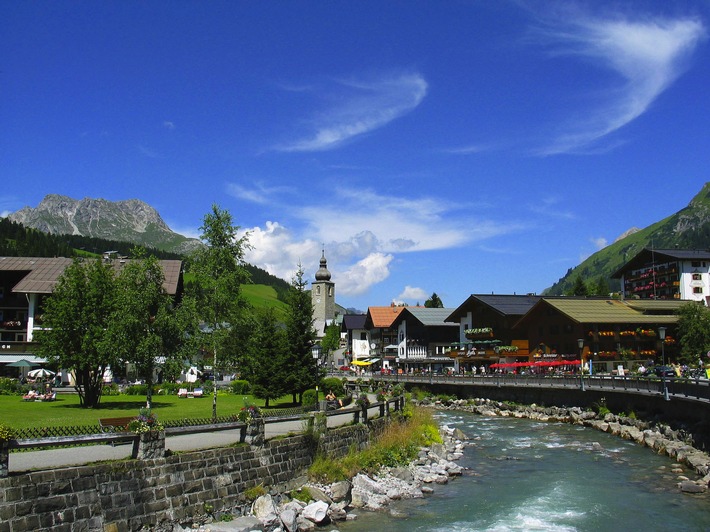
[2,1,709,312]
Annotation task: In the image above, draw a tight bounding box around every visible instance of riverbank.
[424,396,710,494]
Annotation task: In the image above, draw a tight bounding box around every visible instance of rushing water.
[339,411,710,532]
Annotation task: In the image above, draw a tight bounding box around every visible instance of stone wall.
[0,420,383,532]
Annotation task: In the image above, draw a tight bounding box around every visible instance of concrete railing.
[0,395,405,478]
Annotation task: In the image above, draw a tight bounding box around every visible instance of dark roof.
[342,314,367,330]
[0,256,183,295]
[612,248,710,278]
[445,294,540,322]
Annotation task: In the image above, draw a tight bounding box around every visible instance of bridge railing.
[361,373,710,402]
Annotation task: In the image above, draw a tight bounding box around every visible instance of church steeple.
[315,249,331,281]
[312,248,335,324]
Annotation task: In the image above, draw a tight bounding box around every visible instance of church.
[311,250,336,340]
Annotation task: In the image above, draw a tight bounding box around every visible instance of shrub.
[322,377,344,396]
[102,383,121,396]
[229,380,251,394]
[290,487,313,503]
[0,377,22,395]
[125,384,148,396]
[243,484,267,502]
[0,422,16,442]
[302,389,317,407]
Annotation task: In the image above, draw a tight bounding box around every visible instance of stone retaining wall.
[0,420,384,532]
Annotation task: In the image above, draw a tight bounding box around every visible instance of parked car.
[653,365,675,378]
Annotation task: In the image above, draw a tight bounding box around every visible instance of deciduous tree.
[34,258,118,408]
[187,205,251,420]
[677,302,710,365]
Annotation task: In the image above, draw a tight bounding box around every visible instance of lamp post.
[577,338,586,392]
[395,357,400,382]
[659,327,669,401]
[312,344,322,410]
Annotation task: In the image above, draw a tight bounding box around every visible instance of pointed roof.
[611,248,710,278]
[366,306,407,328]
[392,307,459,328]
[446,293,540,322]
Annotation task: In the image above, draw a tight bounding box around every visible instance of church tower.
[312,249,335,323]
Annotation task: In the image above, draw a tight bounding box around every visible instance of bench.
[99,417,136,433]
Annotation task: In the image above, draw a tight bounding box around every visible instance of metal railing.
[359,373,710,402]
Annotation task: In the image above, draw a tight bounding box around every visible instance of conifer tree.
[284,264,317,404]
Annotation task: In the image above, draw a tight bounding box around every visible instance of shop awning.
[351,358,381,366]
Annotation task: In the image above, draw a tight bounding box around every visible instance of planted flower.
[128,408,164,434]
[237,405,262,426]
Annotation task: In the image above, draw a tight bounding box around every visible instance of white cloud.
[395,285,429,304]
[163,121,175,130]
[538,14,705,154]
[528,196,575,219]
[276,73,428,152]
[591,236,608,250]
[337,253,394,296]
[227,182,295,205]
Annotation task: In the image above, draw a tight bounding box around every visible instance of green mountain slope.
[545,182,710,295]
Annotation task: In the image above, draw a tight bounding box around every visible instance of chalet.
[360,305,407,368]
[611,248,710,304]
[512,297,684,373]
[0,256,184,377]
[389,307,458,373]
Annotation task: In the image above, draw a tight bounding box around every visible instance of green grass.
[242,284,289,316]
[0,393,297,429]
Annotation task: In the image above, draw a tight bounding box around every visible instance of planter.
[131,430,165,460]
[244,418,265,446]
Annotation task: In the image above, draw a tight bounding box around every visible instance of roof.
[446,294,540,322]
[366,306,407,328]
[0,256,183,295]
[342,314,367,330]
[393,307,459,328]
[612,248,710,278]
[517,297,680,327]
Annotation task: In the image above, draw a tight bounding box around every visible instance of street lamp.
[395,357,399,382]
[312,344,322,410]
[577,338,586,392]
[659,327,669,401]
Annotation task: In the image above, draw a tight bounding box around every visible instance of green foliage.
[302,388,318,407]
[242,307,288,407]
[284,264,318,404]
[565,274,589,296]
[424,292,444,308]
[186,204,252,419]
[322,377,344,396]
[34,258,118,408]
[320,323,341,356]
[592,398,611,417]
[677,302,710,365]
[229,380,251,394]
[0,377,22,395]
[290,487,314,503]
[243,484,267,502]
[0,422,16,442]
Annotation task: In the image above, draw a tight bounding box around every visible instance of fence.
[0,395,405,478]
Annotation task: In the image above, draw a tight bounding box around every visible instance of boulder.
[252,494,276,520]
[279,508,298,532]
[302,500,329,524]
[330,480,351,502]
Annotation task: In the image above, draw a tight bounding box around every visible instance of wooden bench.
[99,417,135,433]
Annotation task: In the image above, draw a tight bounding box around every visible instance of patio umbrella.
[7,359,39,368]
[28,368,55,379]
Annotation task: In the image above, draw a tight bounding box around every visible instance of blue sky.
[2,1,709,311]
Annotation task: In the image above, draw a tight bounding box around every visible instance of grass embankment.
[0,393,294,429]
[308,406,442,483]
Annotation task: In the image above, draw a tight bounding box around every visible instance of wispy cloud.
[591,236,608,250]
[138,145,163,159]
[227,182,295,205]
[536,13,705,155]
[236,184,522,296]
[528,196,575,219]
[163,121,175,130]
[395,285,429,305]
[275,73,428,152]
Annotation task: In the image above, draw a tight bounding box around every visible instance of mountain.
[545,182,710,295]
[9,194,202,255]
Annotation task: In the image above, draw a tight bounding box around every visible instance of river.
[339,410,710,531]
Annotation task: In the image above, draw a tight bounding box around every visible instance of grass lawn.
[0,392,298,429]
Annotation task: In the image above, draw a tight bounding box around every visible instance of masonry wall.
[0,420,387,532]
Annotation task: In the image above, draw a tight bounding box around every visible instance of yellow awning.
[352,360,374,366]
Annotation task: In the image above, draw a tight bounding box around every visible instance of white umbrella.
[28,368,55,379]
[185,366,201,383]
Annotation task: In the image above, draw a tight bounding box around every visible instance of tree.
[284,264,317,404]
[677,302,710,365]
[109,253,189,409]
[320,322,341,362]
[566,274,589,296]
[424,292,444,308]
[589,276,611,297]
[244,308,288,407]
[187,205,251,420]
[34,258,118,408]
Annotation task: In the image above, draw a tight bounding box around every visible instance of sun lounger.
[192,388,204,397]
[177,388,188,398]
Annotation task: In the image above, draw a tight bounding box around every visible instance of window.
[694,287,703,294]
[693,273,702,281]
[316,286,321,295]
[328,287,332,296]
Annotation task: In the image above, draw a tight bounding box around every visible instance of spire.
[315,249,331,281]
